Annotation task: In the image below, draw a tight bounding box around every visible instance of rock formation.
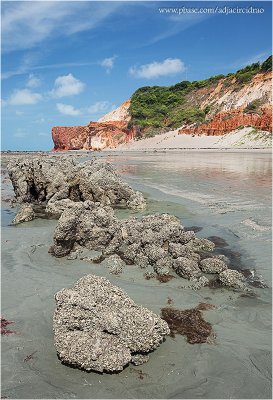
[53,274,170,372]
[12,204,35,225]
[7,157,145,211]
[178,107,272,136]
[49,201,248,290]
[52,121,135,151]
[51,69,272,151]
[52,100,133,151]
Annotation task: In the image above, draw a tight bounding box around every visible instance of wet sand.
[1,151,272,399]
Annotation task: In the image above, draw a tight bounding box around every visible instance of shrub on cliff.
[261,55,272,72]
[243,99,263,114]
[129,56,272,135]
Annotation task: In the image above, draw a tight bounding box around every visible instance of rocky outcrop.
[7,157,145,210]
[98,100,131,123]
[52,69,272,151]
[53,274,170,372]
[52,120,135,151]
[12,204,35,225]
[52,101,133,151]
[49,201,249,290]
[178,107,272,136]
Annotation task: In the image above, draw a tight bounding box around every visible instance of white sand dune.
[114,127,272,151]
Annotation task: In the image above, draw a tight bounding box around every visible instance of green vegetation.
[130,83,208,131]
[243,99,263,114]
[129,56,272,135]
[261,55,272,72]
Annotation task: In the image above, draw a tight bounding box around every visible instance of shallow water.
[1,150,272,399]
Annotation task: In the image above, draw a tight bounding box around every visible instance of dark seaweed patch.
[1,318,15,335]
[156,274,175,283]
[185,226,203,233]
[161,304,215,344]
[207,236,228,247]
[129,368,148,380]
[208,277,223,289]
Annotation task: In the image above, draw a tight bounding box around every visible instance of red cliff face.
[52,120,135,151]
[52,71,272,151]
[178,107,272,136]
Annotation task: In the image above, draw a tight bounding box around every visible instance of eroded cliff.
[52,58,272,150]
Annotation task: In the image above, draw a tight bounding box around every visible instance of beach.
[1,150,272,399]
[113,128,272,152]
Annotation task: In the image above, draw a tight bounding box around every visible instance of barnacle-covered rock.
[12,203,35,225]
[218,269,246,289]
[7,157,146,211]
[173,257,202,279]
[199,258,228,274]
[53,275,169,372]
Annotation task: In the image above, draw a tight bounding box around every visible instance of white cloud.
[38,132,49,137]
[87,101,115,114]
[26,74,41,88]
[51,74,85,98]
[100,57,116,73]
[15,110,24,116]
[8,89,42,105]
[14,128,27,138]
[34,117,46,124]
[1,2,121,53]
[129,58,186,79]
[56,103,81,116]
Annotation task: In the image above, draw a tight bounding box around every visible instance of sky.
[1,0,272,151]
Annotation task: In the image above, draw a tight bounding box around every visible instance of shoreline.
[1,147,272,155]
[1,150,272,399]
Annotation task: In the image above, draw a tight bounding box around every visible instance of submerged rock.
[50,202,250,289]
[49,201,119,258]
[12,203,35,225]
[7,157,145,212]
[103,254,125,275]
[50,204,216,279]
[53,274,169,372]
[218,269,246,289]
[173,257,201,279]
[199,257,228,274]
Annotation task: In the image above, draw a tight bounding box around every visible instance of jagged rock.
[213,254,231,266]
[218,269,246,289]
[46,199,77,218]
[154,257,172,276]
[50,202,218,282]
[7,157,75,204]
[103,255,125,275]
[187,238,215,252]
[50,202,252,290]
[12,204,35,225]
[7,158,145,211]
[49,201,119,258]
[173,257,202,279]
[53,274,170,372]
[191,276,210,290]
[131,354,150,366]
[199,258,228,274]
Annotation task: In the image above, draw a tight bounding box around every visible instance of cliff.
[52,56,272,151]
[178,106,272,136]
[52,120,134,151]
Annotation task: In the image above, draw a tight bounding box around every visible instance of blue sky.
[1,1,272,151]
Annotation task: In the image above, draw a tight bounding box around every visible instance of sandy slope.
[113,127,272,151]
